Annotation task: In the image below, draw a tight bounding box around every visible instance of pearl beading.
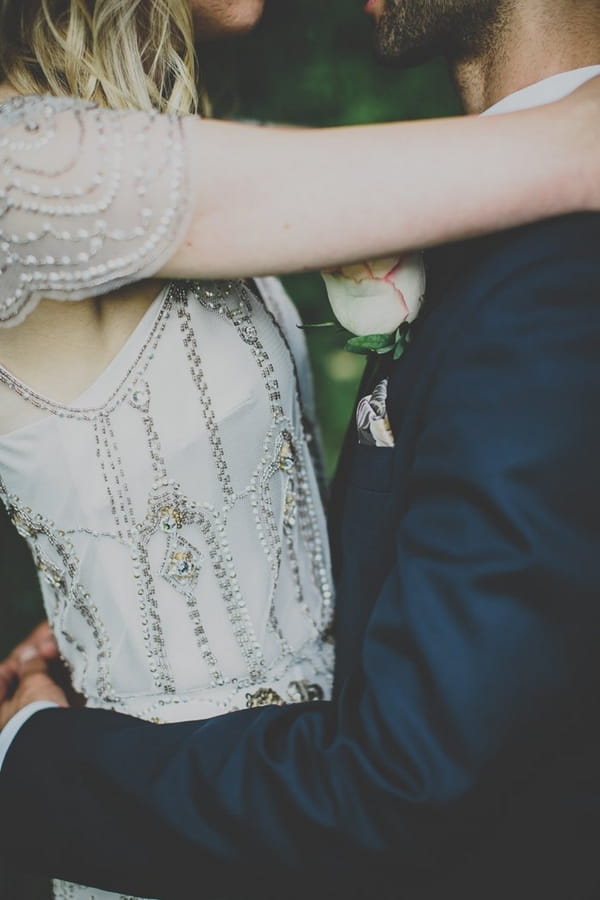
[0,96,335,900]
[52,882,138,900]
[0,281,334,703]
[0,474,118,704]
[185,279,334,638]
[0,95,193,328]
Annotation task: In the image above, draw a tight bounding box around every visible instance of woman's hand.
[0,648,68,732]
[0,621,59,704]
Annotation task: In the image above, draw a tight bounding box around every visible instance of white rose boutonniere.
[321,254,426,359]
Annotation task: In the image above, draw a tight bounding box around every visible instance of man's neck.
[453,3,600,114]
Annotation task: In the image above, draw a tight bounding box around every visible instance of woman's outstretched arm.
[0,81,597,326]
[169,81,598,279]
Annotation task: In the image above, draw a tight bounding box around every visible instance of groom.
[1,2,600,898]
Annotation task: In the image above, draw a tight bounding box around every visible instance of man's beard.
[375,0,509,66]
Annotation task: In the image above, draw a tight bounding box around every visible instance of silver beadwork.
[0,182,336,900]
[0,95,193,327]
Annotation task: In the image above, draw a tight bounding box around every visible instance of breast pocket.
[349,443,396,493]
[340,443,398,577]
[336,445,398,667]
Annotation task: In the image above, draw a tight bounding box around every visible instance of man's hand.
[0,648,68,731]
[0,621,59,704]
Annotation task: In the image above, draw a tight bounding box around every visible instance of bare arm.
[0,83,597,326]
[165,84,598,279]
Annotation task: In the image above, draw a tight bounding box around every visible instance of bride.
[0,1,598,898]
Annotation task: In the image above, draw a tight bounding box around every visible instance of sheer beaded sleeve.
[0,95,197,327]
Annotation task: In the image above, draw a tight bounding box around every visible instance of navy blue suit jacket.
[2,214,600,899]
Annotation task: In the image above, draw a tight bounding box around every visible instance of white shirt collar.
[483,65,600,115]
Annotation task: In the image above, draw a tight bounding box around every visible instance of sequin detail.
[0,273,336,900]
[0,280,334,699]
[0,95,194,327]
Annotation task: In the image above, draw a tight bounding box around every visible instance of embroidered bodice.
[0,90,337,900]
[0,96,334,729]
[0,275,334,723]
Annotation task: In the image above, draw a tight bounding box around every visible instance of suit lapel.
[328,354,381,574]
[330,238,480,563]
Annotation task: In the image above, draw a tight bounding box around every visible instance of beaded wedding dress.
[0,96,334,900]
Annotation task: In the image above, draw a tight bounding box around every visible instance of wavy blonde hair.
[0,0,208,115]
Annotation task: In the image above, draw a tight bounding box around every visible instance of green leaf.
[341,324,415,359]
[345,332,395,353]
[298,321,338,330]
[345,341,371,356]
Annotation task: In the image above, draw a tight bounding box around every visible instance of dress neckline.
[0,282,171,435]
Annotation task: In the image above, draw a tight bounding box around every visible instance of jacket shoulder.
[465,212,600,295]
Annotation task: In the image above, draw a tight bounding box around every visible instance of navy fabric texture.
[2,214,600,899]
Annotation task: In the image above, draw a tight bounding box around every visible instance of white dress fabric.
[0,96,334,900]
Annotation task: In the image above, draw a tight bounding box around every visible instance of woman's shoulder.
[0,94,165,140]
[0,93,96,125]
[0,93,194,329]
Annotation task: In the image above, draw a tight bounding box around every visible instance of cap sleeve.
[0,95,197,327]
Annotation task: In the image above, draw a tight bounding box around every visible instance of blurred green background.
[0,1,457,895]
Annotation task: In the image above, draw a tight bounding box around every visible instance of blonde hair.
[0,0,208,116]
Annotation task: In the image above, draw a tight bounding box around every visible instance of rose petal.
[386,255,426,322]
[334,257,404,282]
[369,257,407,280]
[323,274,408,335]
[322,253,426,336]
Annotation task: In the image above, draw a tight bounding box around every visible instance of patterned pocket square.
[356,378,395,448]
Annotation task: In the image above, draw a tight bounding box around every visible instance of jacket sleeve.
[2,243,600,899]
